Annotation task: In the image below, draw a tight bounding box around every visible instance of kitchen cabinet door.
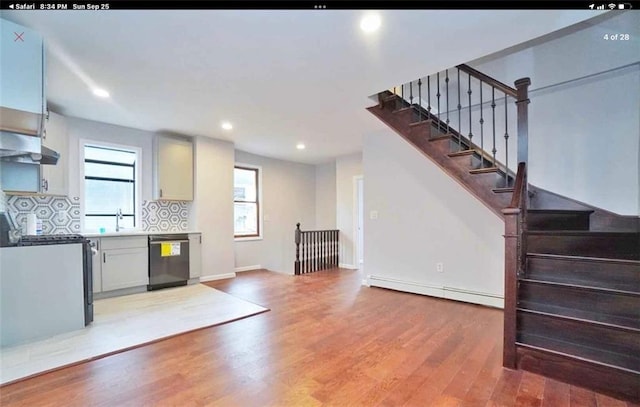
[101,247,149,292]
[89,238,102,293]
[154,135,193,201]
[0,19,44,116]
[189,233,202,278]
[40,111,68,196]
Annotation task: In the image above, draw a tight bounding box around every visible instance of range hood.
[0,131,59,165]
[0,107,59,165]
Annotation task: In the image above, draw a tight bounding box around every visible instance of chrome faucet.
[115,208,123,232]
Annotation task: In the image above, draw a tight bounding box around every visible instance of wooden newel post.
[515,77,531,165]
[501,207,519,369]
[294,223,301,275]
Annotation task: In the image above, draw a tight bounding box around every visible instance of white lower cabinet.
[101,248,148,291]
[188,233,202,279]
[93,236,149,293]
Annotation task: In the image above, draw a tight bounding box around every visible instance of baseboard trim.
[368,275,503,308]
[235,265,262,273]
[339,263,358,270]
[200,272,236,282]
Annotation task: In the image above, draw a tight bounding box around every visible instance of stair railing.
[501,161,528,369]
[389,64,530,186]
[294,223,339,275]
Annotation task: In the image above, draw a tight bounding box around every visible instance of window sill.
[235,236,263,242]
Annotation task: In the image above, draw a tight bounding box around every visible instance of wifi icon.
[608,3,617,8]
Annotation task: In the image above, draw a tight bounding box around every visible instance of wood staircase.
[367,89,640,402]
[518,210,639,402]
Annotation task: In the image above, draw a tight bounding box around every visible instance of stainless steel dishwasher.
[148,234,190,290]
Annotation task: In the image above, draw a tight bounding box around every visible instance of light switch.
[369,210,378,220]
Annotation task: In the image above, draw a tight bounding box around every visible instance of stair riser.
[407,122,433,141]
[526,257,640,292]
[470,171,509,189]
[527,233,640,260]
[516,346,639,402]
[517,312,639,356]
[519,282,640,323]
[527,213,591,231]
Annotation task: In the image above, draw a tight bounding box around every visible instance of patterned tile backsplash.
[4,194,189,235]
[7,195,81,235]
[141,200,189,232]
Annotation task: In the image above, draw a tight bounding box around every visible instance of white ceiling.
[2,10,600,164]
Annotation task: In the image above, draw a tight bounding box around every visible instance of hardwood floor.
[1,269,636,406]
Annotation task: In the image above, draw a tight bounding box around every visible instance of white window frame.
[79,138,142,232]
[234,163,263,241]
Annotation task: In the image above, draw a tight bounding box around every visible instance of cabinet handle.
[41,178,48,191]
[160,188,163,198]
[42,129,47,140]
[103,253,106,263]
[199,235,202,244]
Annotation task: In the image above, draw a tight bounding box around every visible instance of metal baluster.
[427,75,431,119]
[491,87,497,167]
[468,73,473,149]
[436,73,441,133]
[302,232,305,273]
[418,79,422,122]
[457,68,462,151]
[323,231,326,269]
[504,94,509,187]
[401,84,404,104]
[409,81,413,106]
[445,69,450,134]
[314,232,318,272]
[480,81,484,168]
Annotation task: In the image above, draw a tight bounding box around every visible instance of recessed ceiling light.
[92,88,110,98]
[221,121,233,130]
[360,15,381,33]
[296,143,306,150]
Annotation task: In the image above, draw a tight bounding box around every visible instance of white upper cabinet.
[0,18,45,118]
[153,135,194,201]
[40,111,68,195]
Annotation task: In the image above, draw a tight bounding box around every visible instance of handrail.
[457,64,517,98]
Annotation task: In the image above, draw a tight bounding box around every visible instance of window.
[234,166,260,238]
[83,145,137,232]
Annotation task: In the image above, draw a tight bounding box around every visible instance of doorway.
[355,176,364,269]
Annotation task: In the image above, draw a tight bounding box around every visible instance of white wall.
[469,12,640,216]
[234,150,316,274]
[315,161,336,229]
[335,153,362,268]
[363,129,505,307]
[190,137,235,279]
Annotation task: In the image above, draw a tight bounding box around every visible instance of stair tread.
[516,336,640,374]
[469,167,501,174]
[527,230,639,236]
[517,304,640,331]
[493,187,514,193]
[429,134,453,141]
[528,209,595,215]
[519,278,640,296]
[408,119,433,127]
[382,95,398,102]
[448,149,476,157]
[524,270,639,293]
[527,252,640,265]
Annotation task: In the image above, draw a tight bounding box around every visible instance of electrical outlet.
[436,262,444,273]
[370,210,378,220]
